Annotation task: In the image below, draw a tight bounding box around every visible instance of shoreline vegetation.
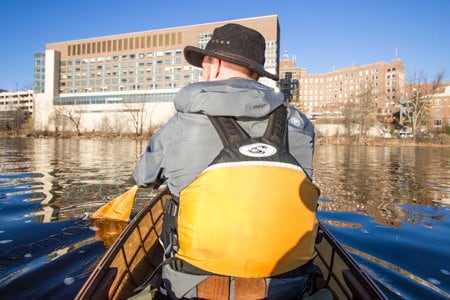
[316,135,450,147]
[1,129,450,147]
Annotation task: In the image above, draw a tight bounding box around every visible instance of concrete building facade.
[0,90,34,112]
[0,90,34,130]
[33,16,280,134]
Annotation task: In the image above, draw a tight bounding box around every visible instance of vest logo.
[239,143,277,157]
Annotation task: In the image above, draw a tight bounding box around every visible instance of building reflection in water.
[313,145,450,228]
[3,137,147,224]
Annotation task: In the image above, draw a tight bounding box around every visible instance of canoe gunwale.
[315,223,388,300]
[77,188,388,300]
[76,187,169,300]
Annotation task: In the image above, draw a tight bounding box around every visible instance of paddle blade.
[92,185,139,222]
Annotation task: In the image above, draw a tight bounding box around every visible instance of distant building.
[33,15,280,133]
[279,55,406,120]
[0,90,34,112]
[0,90,34,129]
[428,85,450,132]
[34,53,45,93]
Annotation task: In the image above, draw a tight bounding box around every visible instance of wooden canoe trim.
[197,276,230,300]
[235,278,266,300]
[197,276,267,300]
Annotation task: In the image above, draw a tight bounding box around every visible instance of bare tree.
[0,109,23,133]
[54,105,85,136]
[355,80,379,141]
[124,94,148,137]
[404,70,445,142]
[99,116,113,137]
[341,79,380,141]
[342,101,357,137]
[113,117,125,136]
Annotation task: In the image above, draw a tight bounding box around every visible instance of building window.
[199,33,213,49]
[135,37,140,48]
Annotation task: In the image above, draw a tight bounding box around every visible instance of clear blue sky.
[1,0,449,91]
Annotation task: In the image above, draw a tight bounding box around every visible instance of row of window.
[62,73,195,85]
[62,59,188,74]
[54,92,178,105]
[60,81,197,93]
[300,74,399,84]
[66,33,277,58]
[60,81,196,93]
[64,50,184,66]
[300,93,385,101]
[300,86,398,95]
[67,32,183,57]
[62,65,192,77]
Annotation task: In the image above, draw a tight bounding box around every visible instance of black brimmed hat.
[184,23,279,81]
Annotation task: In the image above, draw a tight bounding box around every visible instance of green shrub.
[444,125,450,135]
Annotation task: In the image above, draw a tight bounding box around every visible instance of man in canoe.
[132,23,322,299]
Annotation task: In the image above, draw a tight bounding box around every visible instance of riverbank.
[0,130,154,141]
[316,134,450,147]
[2,130,450,147]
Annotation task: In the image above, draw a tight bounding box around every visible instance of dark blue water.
[0,137,146,299]
[314,145,450,299]
[0,138,449,299]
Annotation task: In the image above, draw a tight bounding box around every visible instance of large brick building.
[427,85,450,132]
[33,15,280,133]
[280,54,406,120]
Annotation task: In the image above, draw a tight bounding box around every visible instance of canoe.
[76,187,387,300]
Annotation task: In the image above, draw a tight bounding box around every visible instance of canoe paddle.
[92,185,139,222]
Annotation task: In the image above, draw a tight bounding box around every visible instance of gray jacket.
[132,78,315,196]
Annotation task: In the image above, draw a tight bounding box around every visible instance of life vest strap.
[263,105,287,146]
[208,115,250,146]
[208,105,286,147]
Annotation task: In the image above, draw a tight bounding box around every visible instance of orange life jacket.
[175,106,320,277]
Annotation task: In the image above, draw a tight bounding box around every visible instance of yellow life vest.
[175,106,320,278]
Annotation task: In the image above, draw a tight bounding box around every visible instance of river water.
[0,137,449,299]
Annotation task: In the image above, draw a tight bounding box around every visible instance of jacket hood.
[174,78,284,118]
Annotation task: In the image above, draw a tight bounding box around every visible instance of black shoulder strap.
[208,105,287,147]
[208,115,250,147]
[263,105,287,146]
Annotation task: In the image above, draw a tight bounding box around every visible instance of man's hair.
[206,56,259,80]
[228,62,260,80]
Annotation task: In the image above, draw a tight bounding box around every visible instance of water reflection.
[314,145,450,227]
[0,137,148,299]
[0,137,146,223]
[314,145,450,298]
[1,138,449,299]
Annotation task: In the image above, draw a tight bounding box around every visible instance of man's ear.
[211,57,221,79]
